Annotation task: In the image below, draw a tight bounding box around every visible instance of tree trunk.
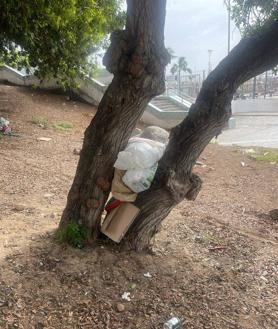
[59,0,170,239]
[125,20,278,251]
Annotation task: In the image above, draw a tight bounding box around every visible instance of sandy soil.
[0,84,277,329]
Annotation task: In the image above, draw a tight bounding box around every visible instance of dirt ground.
[0,84,277,329]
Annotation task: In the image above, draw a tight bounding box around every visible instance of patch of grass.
[31,116,48,129]
[243,147,278,162]
[54,121,73,131]
[57,221,88,248]
[210,138,218,144]
[203,233,224,245]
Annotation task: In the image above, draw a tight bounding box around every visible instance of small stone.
[35,322,45,329]
[269,209,278,221]
[73,148,81,155]
[116,303,125,312]
[194,235,203,243]
[140,126,169,143]
[13,204,25,211]
[260,276,268,283]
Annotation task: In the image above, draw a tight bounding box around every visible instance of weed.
[250,148,278,162]
[203,233,224,245]
[241,146,278,162]
[210,138,218,144]
[54,121,73,131]
[57,221,88,248]
[31,116,48,129]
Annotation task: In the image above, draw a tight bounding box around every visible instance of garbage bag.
[114,137,165,170]
[122,164,158,193]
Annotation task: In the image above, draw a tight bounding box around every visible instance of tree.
[59,0,170,240]
[170,56,192,92]
[0,0,124,87]
[229,0,278,34]
[59,0,278,250]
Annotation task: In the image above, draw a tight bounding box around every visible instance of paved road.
[218,115,278,149]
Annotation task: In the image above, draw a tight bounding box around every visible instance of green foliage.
[31,116,48,129]
[236,146,278,162]
[0,0,125,88]
[57,221,88,248]
[248,147,278,162]
[54,121,73,130]
[228,0,278,34]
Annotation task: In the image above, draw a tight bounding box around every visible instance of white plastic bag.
[122,164,157,193]
[114,137,165,170]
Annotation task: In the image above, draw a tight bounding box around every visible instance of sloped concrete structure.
[0,65,191,129]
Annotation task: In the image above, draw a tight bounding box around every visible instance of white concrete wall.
[232,98,278,114]
[0,65,106,106]
[0,66,26,86]
[73,76,106,106]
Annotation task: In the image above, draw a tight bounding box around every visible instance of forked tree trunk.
[125,20,278,250]
[59,0,170,238]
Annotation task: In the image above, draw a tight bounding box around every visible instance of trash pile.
[113,136,165,195]
[0,117,12,135]
[112,126,168,201]
[101,126,169,242]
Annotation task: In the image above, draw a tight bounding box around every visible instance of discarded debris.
[240,161,246,167]
[37,137,52,142]
[43,193,54,198]
[0,117,12,135]
[195,161,206,167]
[121,292,131,301]
[143,272,152,278]
[163,317,181,329]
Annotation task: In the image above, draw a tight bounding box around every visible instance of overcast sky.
[165,0,241,73]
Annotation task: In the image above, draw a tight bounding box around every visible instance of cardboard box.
[101,203,140,243]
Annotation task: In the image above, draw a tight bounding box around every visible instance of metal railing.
[165,87,195,104]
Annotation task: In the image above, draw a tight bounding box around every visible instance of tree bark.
[125,20,278,250]
[59,0,170,239]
